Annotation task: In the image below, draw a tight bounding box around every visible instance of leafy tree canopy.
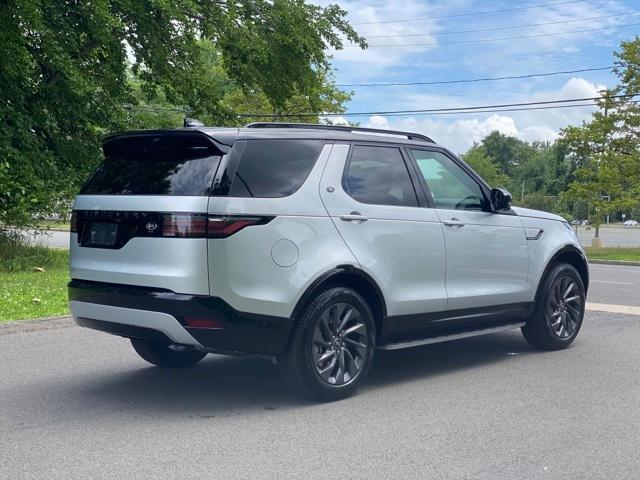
[461,146,510,188]
[561,36,640,227]
[0,0,363,228]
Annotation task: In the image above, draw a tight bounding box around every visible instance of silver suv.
[69,122,588,401]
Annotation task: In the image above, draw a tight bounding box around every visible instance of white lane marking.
[589,265,640,272]
[591,280,633,285]
[586,303,640,316]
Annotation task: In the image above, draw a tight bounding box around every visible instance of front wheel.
[522,262,586,350]
[278,287,376,401]
[131,339,207,368]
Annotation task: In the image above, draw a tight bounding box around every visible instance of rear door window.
[343,145,418,207]
[227,139,325,198]
[81,134,223,196]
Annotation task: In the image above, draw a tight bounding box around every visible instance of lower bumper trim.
[68,279,293,355]
[70,300,202,346]
[76,317,173,343]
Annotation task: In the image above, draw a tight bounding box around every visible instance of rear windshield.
[227,139,325,198]
[81,134,223,196]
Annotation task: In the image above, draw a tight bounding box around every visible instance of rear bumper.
[68,279,293,355]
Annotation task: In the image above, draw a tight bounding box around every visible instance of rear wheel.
[278,287,376,401]
[522,262,586,350]
[130,339,207,368]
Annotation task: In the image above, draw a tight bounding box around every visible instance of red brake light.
[162,214,208,237]
[159,214,272,238]
[207,216,270,238]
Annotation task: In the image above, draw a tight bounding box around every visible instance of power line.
[365,12,638,39]
[337,66,613,87]
[236,94,638,118]
[376,102,600,117]
[353,0,587,26]
[359,22,640,48]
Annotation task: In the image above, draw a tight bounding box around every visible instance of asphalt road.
[22,229,70,249]
[1,266,639,479]
[575,225,640,248]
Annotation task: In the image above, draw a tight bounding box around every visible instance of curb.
[588,259,640,267]
[0,316,74,335]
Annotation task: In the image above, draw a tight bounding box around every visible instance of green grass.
[585,247,640,262]
[0,235,69,322]
[0,268,69,322]
[36,220,70,231]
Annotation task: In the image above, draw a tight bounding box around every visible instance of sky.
[316,0,640,153]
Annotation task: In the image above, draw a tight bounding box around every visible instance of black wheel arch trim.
[292,265,388,322]
[533,245,589,314]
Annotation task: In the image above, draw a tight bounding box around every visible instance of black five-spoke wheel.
[312,302,369,386]
[522,262,586,350]
[278,287,376,401]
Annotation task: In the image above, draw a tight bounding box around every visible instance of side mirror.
[490,188,512,212]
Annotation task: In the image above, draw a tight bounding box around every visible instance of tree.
[479,131,537,176]
[561,37,640,234]
[461,146,510,188]
[0,0,364,229]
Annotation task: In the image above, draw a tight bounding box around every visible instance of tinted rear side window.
[228,140,325,198]
[81,135,222,196]
[344,145,418,207]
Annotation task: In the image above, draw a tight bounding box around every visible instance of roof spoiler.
[184,117,204,128]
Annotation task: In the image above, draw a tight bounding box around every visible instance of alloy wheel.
[312,302,370,386]
[546,274,583,339]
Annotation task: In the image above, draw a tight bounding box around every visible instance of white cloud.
[319,115,350,125]
[322,0,443,69]
[363,77,608,153]
[366,114,519,153]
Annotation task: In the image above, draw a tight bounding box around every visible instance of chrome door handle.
[340,212,368,223]
[443,217,465,227]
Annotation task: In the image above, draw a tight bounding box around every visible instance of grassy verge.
[584,247,640,262]
[0,235,69,322]
[0,220,71,231]
[36,220,71,231]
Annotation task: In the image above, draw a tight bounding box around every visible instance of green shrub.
[0,232,68,272]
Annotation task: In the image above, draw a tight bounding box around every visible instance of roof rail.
[244,122,434,143]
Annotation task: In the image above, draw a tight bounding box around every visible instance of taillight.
[70,211,78,233]
[207,216,269,238]
[160,214,272,238]
[162,214,208,237]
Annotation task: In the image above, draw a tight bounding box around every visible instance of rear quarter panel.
[207,143,360,318]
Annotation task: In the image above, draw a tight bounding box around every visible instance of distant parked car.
[571,220,580,225]
[624,220,638,227]
[581,220,590,226]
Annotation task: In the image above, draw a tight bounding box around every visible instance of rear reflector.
[185,317,224,329]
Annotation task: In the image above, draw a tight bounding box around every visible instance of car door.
[320,142,447,321]
[407,147,529,311]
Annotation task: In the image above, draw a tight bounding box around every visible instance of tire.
[130,338,207,368]
[522,262,586,350]
[278,287,376,402]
